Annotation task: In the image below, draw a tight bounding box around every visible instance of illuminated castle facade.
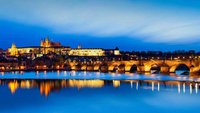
[40,38,61,47]
[8,37,70,56]
[8,37,120,56]
[68,45,105,56]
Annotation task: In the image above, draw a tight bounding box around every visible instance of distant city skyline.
[1,0,200,51]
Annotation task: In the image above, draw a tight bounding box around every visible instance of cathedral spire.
[45,36,49,42]
[11,43,16,48]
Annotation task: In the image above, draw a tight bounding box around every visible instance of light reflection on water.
[1,79,200,96]
[0,72,200,113]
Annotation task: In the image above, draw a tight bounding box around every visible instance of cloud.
[0,0,200,44]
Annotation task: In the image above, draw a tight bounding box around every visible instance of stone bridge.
[66,59,200,74]
[0,62,19,70]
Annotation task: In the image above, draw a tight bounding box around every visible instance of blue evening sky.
[0,0,200,51]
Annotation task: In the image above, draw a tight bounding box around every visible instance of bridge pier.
[94,65,100,71]
[190,67,200,76]
[137,65,149,73]
[100,66,108,72]
[86,65,94,71]
[125,66,131,72]
[160,66,169,73]
[190,67,199,73]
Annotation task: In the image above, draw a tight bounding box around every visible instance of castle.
[8,37,120,57]
[8,37,70,56]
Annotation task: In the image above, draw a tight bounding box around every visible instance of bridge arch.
[111,65,118,72]
[170,63,190,74]
[143,62,160,72]
[73,63,82,71]
[118,64,125,73]
[100,63,108,72]
[0,65,6,71]
[64,64,71,71]
[129,64,138,73]
[81,65,87,71]
[86,65,94,71]
[150,64,161,74]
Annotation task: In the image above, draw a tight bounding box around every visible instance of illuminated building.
[69,45,105,56]
[9,43,18,56]
[8,37,70,56]
[114,47,120,55]
[8,37,120,57]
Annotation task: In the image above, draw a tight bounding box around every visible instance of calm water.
[0,71,200,113]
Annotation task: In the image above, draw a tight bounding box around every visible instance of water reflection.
[113,80,120,87]
[183,83,186,93]
[1,79,199,97]
[8,81,19,94]
[158,82,160,91]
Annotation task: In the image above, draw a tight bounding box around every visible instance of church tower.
[40,37,51,47]
[8,43,18,56]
